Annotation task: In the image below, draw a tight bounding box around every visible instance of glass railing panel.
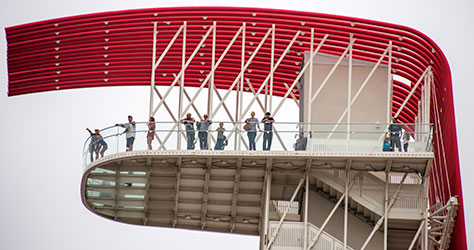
[83,122,433,168]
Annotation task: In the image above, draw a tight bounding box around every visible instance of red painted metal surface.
[5,7,466,249]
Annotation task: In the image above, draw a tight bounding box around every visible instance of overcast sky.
[1,0,473,249]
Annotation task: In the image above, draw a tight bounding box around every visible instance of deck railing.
[83,122,433,166]
[269,221,354,250]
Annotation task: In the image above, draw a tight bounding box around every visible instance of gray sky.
[1,0,473,249]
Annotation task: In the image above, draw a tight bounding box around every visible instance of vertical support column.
[344,160,351,249]
[384,161,392,250]
[149,22,158,117]
[308,28,314,130]
[303,159,311,250]
[387,41,393,123]
[347,34,353,151]
[262,159,272,250]
[208,22,216,117]
[270,24,275,113]
[423,69,432,140]
[237,22,246,150]
[423,175,429,250]
[177,21,187,149]
[208,21,216,149]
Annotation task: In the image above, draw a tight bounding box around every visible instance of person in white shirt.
[116,115,136,151]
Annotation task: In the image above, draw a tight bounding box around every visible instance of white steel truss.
[145,22,444,250]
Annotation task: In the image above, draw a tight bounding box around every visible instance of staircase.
[309,169,424,250]
[269,221,354,250]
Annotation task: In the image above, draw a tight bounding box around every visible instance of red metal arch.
[5,6,465,249]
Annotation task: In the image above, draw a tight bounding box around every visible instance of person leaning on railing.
[180,113,196,150]
[245,111,260,151]
[261,112,275,151]
[383,136,393,152]
[147,116,156,150]
[294,132,307,151]
[86,128,99,162]
[214,122,226,150]
[86,128,108,160]
[197,114,212,150]
[115,115,136,152]
[389,118,402,152]
[402,131,410,152]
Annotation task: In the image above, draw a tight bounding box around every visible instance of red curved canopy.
[5,6,465,249]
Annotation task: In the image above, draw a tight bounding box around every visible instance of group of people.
[87,112,308,161]
[181,111,279,151]
[180,113,227,150]
[383,118,411,152]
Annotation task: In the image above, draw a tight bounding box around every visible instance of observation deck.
[81,121,435,249]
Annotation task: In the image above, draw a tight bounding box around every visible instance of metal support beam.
[267,173,306,249]
[270,24,275,113]
[408,220,424,250]
[262,158,273,250]
[157,25,244,149]
[143,157,152,225]
[238,30,302,122]
[114,161,121,220]
[172,157,182,227]
[393,66,431,119]
[387,41,392,124]
[326,43,391,139]
[360,173,408,250]
[303,159,311,250]
[307,173,359,250]
[384,160,392,250]
[149,22,158,116]
[310,38,353,105]
[212,26,272,119]
[271,34,329,117]
[152,24,213,117]
[344,159,352,250]
[177,21,186,149]
[201,158,212,229]
[347,34,353,148]
[307,28,314,125]
[230,158,242,232]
